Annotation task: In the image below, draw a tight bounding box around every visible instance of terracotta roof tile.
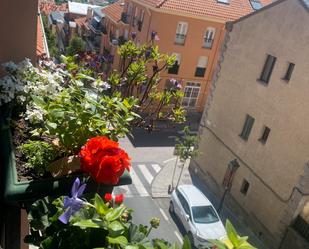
[139,0,273,21]
[101,0,124,22]
[37,15,46,57]
[40,2,68,16]
[75,16,87,27]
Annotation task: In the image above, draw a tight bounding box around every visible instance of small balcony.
[121,12,130,24]
[137,20,143,32]
[175,34,186,45]
[195,67,206,77]
[203,38,213,49]
[168,63,180,75]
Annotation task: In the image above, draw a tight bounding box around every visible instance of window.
[240,179,250,195]
[203,28,215,48]
[168,53,181,74]
[138,10,144,31]
[182,82,201,108]
[283,62,295,81]
[250,0,263,10]
[123,29,129,40]
[239,114,255,140]
[176,189,190,215]
[217,0,230,4]
[175,22,188,45]
[259,126,270,144]
[195,56,208,77]
[132,7,138,27]
[259,54,276,84]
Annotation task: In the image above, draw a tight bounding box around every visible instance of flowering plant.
[25,177,193,249]
[79,136,131,185]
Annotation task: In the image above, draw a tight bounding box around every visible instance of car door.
[177,192,191,232]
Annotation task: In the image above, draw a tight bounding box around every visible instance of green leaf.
[182,236,191,249]
[105,206,126,222]
[107,236,128,246]
[109,220,124,232]
[226,220,240,247]
[46,121,57,130]
[94,193,109,215]
[125,246,139,249]
[31,95,46,108]
[73,219,100,228]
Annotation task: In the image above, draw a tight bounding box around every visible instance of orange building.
[101,0,272,113]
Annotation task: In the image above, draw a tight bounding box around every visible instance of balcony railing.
[203,38,213,49]
[168,63,179,75]
[175,33,186,45]
[121,13,130,24]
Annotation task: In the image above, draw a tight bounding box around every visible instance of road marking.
[114,185,131,196]
[174,231,183,243]
[138,164,154,184]
[151,163,161,173]
[163,158,177,164]
[159,208,169,221]
[130,167,149,196]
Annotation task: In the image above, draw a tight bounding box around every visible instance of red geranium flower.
[114,194,124,204]
[79,136,131,185]
[104,193,112,202]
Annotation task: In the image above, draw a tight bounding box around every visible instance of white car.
[169,185,226,248]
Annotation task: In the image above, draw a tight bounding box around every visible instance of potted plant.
[24,177,193,249]
[0,58,134,203]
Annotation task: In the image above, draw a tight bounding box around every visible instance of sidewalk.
[151,159,270,249]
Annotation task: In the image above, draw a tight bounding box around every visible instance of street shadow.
[128,128,179,147]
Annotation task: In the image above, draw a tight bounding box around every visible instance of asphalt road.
[124,196,186,245]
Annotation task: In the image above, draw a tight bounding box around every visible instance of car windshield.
[191,206,219,224]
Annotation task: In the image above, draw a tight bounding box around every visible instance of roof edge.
[233,0,288,24]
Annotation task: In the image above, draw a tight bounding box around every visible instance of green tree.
[66,36,85,56]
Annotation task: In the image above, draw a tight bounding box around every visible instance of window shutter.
[197,56,208,68]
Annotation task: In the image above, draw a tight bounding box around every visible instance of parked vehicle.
[169,185,226,248]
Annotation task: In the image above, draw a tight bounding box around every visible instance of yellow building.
[101,0,272,113]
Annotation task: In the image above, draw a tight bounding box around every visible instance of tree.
[60,37,186,131]
[67,36,85,56]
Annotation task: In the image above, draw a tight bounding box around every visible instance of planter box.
[0,125,132,204]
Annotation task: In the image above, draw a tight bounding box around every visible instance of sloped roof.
[40,2,68,16]
[138,0,273,21]
[101,1,124,22]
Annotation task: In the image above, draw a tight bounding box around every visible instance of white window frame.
[203,27,215,48]
[182,82,201,108]
[175,22,188,45]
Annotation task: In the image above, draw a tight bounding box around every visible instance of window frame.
[175,22,188,45]
[182,82,201,108]
[203,28,215,49]
[168,53,181,75]
[240,179,250,195]
[239,114,255,141]
[195,56,208,77]
[259,54,277,84]
[259,126,270,144]
[283,62,295,81]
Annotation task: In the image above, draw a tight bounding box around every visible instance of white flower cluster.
[0,58,67,124]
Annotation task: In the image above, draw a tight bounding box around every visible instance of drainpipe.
[38,9,50,58]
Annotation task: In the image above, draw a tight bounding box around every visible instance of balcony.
[168,63,180,75]
[175,33,186,45]
[203,38,213,49]
[121,12,130,24]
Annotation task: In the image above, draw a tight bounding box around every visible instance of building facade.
[101,0,272,114]
[192,0,309,247]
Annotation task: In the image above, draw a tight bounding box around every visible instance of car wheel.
[187,232,195,248]
[169,201,175,214]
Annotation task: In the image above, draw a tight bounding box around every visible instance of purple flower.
[131,31,137,40]
[151,31,156,40]
[145,49,151,58]
[58,178,86,224]
[169,78,177,84]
